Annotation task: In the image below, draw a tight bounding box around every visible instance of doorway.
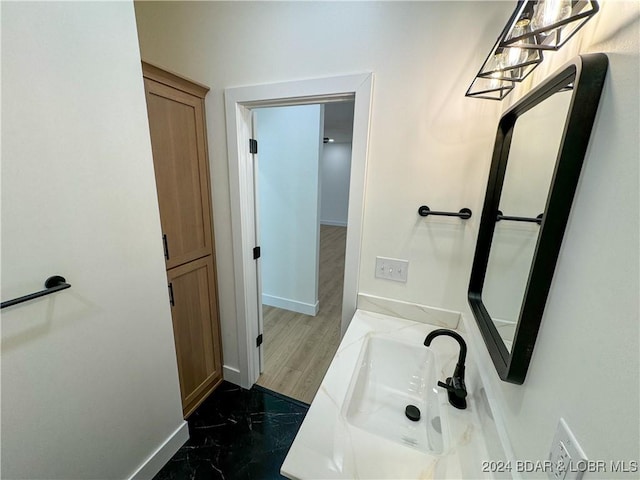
[224,73,373,389]
[254,102,354,403]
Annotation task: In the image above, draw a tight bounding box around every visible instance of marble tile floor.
[153,381,309,480]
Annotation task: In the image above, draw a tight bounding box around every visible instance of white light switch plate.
[375,257,409,282]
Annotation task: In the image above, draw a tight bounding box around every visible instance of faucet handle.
[437,377,468,410]
[437,378,467,398]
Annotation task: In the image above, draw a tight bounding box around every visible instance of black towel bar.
[418,205,472,220]
[1,276,71,309]
[496,211,543,225]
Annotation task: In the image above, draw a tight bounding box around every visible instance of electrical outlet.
[375,257,409,282]
[548,418,588,480]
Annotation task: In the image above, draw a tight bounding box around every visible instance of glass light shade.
[478,43,543,82]
[531,0,572,31]
[477,13,543,83]
[465,76,515,101]
[502,1,600,51]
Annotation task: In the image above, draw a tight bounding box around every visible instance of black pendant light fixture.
[502,0,600,50]
[466,0,600,100]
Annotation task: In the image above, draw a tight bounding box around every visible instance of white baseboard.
[128,421,189,480]
[223,365,241,385]
[263,294,319,316]
[356,293,460,329]
[320,220,347,227]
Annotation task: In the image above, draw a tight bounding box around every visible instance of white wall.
[465,3,640,477]
[134,0,511,379]
[256,105,323,315]
[320,143,352,227]
[1,2,185,478]
[134,2,639,474]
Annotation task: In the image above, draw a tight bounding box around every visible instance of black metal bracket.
[418,205,472,220]
[496,210,543,225]
[1,275,71,309]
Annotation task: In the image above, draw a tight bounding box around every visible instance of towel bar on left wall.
[1,275,71,309]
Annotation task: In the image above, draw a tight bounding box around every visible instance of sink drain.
[405,404,421,422]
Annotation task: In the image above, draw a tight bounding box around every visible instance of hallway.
[256,225,346,404]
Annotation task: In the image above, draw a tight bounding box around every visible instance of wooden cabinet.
[142,62,223,417]
[167,256,221,412]
[144,71,213,269]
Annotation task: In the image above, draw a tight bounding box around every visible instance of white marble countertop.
[281,309,500,479]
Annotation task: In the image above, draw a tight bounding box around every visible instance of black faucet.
[424,329,468,410]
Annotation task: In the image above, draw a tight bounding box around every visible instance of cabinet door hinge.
[256,334,263,347]
[249,139,258,154]
[253,246,261,259]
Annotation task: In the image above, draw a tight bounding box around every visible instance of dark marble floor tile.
[154,382,309,480]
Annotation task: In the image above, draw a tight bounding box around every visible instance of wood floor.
[256,225,346,404]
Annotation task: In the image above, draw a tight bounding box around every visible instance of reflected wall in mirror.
[483,90,573,350]
[468,54,608,384]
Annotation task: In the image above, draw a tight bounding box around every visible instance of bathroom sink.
[342,334,445,454]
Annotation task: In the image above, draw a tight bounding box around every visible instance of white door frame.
[225,73,374,388]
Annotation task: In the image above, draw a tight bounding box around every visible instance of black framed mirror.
[468,53,608,384]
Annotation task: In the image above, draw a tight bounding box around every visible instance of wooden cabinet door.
[144,78,213,269]
[167,256,222,416]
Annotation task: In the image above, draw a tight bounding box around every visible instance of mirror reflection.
[482,90,573,350]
